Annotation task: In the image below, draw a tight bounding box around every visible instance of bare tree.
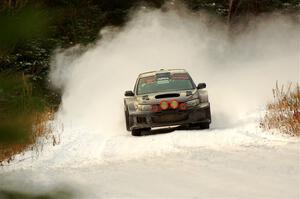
[228,0,240,23]
[228,0,262,24]
[3,0,29,9]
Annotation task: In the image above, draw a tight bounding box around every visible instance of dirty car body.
[124,69,211,136]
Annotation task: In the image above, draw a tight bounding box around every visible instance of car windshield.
[137,72,195,95]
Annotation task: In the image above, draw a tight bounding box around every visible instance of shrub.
[261,82,300,136]
[0,74,57,164]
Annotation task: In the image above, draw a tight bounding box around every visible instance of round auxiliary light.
[160,100,169,110]
[170,100,179,109]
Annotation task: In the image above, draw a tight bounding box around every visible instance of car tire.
[125,109,132,131]
[200,122,210,129]
[131,129,142,136]
[131,128,151,136]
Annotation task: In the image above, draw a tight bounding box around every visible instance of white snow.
[0,113,299,199]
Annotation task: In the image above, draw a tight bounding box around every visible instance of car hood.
[136,89,198,105]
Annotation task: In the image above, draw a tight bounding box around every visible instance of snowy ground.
[0,113,299,199]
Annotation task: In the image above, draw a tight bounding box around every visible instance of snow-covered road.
[0,113,299,199]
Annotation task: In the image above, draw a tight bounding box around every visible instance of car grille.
[137,116,147,124]
[151,113,188,124]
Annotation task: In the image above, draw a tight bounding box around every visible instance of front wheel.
[131,128,151,136]
[125,109,132,131]
[131,129,142,136]
[189,122,210,130]
[199,122,210,129]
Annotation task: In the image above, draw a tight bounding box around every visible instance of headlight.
[198,90,208,102]
[137,104,152,111]
[186,98,200,107]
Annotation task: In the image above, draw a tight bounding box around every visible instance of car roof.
[138,69,188,78]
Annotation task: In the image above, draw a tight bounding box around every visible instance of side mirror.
[125,90,134,97]
[197,83,206,89]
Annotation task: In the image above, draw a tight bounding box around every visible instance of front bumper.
[130,102,211,130]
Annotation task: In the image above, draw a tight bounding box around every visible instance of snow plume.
[50,5,299,134]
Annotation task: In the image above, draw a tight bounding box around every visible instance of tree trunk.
[228,0,241,24]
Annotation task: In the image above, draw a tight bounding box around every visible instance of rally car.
[124,69,211,136]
